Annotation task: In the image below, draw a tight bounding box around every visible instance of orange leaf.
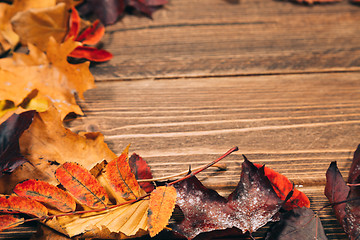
[13,179,76,212]
[105,145,141,200]
[253,163,310,210]
[148,186,177,237]
[65,7,81,41]
[69,46,113,62]
[55,162,109,209]
[0,214,24,232]
[0,195,48,217]
[77,19,105,45]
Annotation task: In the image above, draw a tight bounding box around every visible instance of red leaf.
[105,146,141,200]
[55,162,109,209]
[253,163,310,210]
[13,179,76,212]
[129,153,155,193]
[69,46,113,62]
[0,195,48,217]
[65,7,81,41]
[0,214,24,232]
[172,156,285,239]
[0,111,35,177]
[76,19,105,45]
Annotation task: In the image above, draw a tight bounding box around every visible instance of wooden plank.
[67,72,360,238]
[92,0,360,80]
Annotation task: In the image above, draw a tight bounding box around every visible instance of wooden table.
[2,0,360,239]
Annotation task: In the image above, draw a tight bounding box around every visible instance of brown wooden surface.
[3,0,360,239]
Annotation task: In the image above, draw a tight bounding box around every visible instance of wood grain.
[92,0,360,80]
[65,72,360,239]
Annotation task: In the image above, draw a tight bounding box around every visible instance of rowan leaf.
[265,207,327,240]
[105,145,141,200]
[172,156,286,239]
[148,186,177,237]
[0,195,48,217]
[11,3,69,51]
[13,179,76,212]
[76,19,105,45]
[0,214,24,232]
[254,163,310,210]
[0,111,34,177]
[68,46,113,62]
[129,153,155,193]
[55,162,109,209]
[65,7,80,41]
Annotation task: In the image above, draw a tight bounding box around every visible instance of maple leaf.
[66,7,113,62]
[0,111,35,177]
[0,106,116,194]
[129,153,155,193]
[0,37,95,120]
[172,156,286,239]
[325,145,360,239]
[11,3,70,51]
[148,185,177,237]
[254,163,310,210]
[265,207,328,240]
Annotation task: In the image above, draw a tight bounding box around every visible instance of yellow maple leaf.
[0,37,95,120]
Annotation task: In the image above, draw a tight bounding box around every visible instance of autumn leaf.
[55,162,109,209]
[265,207,328,240]
[253,163,310,210]
[0,37,95,120]
[13,179,76,212]
[0,106,116,194]
[0,111,34,177]
[0,195,48,217]
[105,145,142,201]
[11,3,69,51]
[129,153,155,193]
[148,186,177,237]
[292,0,340,3]
[172,156,286,239]
[0,214,24,232]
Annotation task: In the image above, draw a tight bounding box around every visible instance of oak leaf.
[0,37,95,120]
[265,207,327,240]
[148,185,177,237]
[13,179,76,212]
[0,195,48,217]
[172,156,286,239]
[0,214,24,232]
[0,111,35,177]
[11,3,69,51]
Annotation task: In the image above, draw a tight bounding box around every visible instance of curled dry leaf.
[0,195,48,217]
[172,156,286,239]
[55,162,109,209]
[0,111,35,177]
[148,186,177,237]
[0,214,24,232]
[13,179,76,212]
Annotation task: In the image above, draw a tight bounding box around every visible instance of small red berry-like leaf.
[148,186,177,237]
[68,46,113,62]
[55,162,109,209]
[0,214,24,232]
[253,163,310,210]
[65,7,81,41]
[76,20,105,45]
[13,179,76,212]
[105,146,141,200]
[0,195,48,217]
[129,153,155,193]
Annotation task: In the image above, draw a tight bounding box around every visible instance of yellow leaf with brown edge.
[0,37,95,119]
[11,3,69,51]
[148,186,177,237]
[0,106,116,194]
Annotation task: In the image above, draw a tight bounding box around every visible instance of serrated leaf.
[105,146,141,200]
[148,186,177,237]
[0,214,24,232]
[55,162,108,209]
[0,195,48,217]
[13,179,76,212]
